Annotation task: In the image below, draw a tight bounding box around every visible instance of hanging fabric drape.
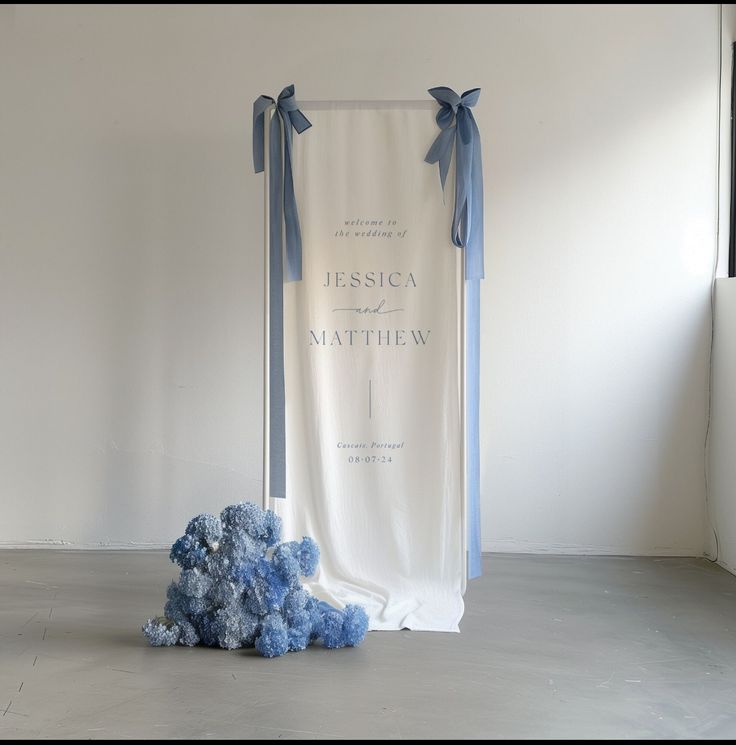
[252,84,485,582]
[278,101,465,630]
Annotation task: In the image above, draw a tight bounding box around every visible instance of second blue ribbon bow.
[424,86,485,281]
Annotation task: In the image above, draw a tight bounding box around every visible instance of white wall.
[716,5,736,279]
[708,6,736,571]
[0,4,719,552]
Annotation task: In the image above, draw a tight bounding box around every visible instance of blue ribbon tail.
[253,86,311,499]
[282,126,303,282]
[425,125,455,193]
[466,279,482,579]
[466,116,485,281]
[268,110,286,499]
[253,95,274,173]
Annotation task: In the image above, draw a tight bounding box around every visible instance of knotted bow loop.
[425,86,484,281]
[253,86,312,173]
[276,84,311,134]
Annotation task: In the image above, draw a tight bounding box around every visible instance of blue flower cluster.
[142,501,369,657]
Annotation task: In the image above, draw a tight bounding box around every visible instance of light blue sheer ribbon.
[425,87,484,281]
[426,86,484,578]
[253,85,311,498]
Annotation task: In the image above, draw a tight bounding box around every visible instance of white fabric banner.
[276,103,464,632]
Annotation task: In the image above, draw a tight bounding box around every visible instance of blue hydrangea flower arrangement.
[142,501,369,658]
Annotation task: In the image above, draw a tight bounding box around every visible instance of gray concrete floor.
[1,553,735,740]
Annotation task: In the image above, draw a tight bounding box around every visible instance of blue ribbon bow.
[425,86,484,281]
[253,85,311,283]
[253,85,311,499]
